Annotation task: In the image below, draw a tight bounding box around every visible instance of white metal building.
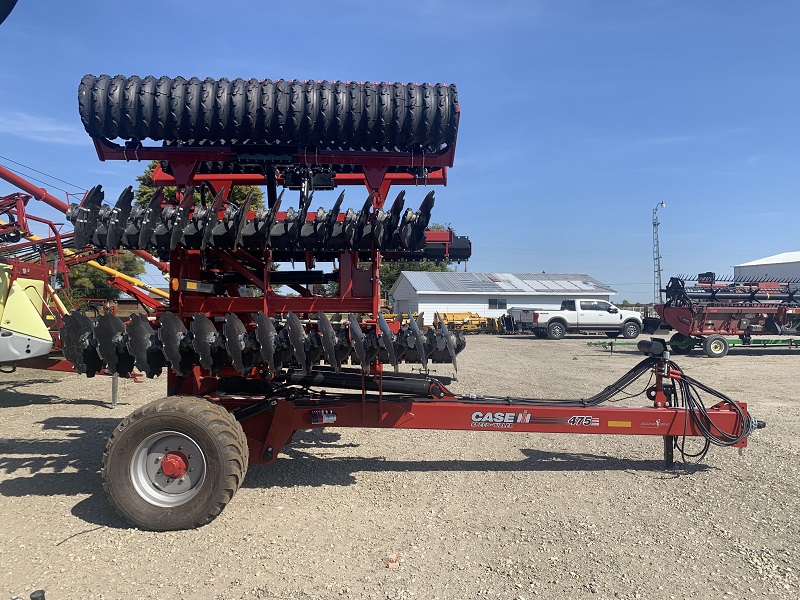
[389,272,616,324]
[734,251,800,281]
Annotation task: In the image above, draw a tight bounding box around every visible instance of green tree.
[63,252,146,303]
[135,161,265,208]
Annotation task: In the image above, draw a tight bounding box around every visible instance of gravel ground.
[0,335,797,600]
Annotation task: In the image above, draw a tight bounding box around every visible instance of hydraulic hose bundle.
[667,362,760,461]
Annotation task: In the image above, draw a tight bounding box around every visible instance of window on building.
[488,298,507,309]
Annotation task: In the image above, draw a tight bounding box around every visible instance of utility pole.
[652,201,666,305]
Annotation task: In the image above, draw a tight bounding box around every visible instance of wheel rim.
[710,339,725,354]
[553,324,563,337]
[130,431,207,508]
[625,324,636,337]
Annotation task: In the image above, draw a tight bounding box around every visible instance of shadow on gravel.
[0,416,129,529]
[245,446,712,489]
[0,381,111,408]
[0,419,711,528]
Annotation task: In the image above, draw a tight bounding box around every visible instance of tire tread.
[102,395,248,530]
[79,75,458,152]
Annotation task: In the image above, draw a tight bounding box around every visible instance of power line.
[0,162,84,198]
[0,154,88,193]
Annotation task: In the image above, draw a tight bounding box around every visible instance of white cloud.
[0,111,85,145]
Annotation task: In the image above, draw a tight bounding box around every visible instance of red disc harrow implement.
[5,75,763,530]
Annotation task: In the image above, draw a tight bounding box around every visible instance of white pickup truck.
[531,300,643,340]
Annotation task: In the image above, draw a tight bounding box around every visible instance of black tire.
[0,1,19,27]
[622,321,641,339]
[78,75,459,153]
[546,321,566,340]
[534,329,548,339]
[605,331,620,339]
[669,333,695,354]
[102,395,248,531]
[703,334,729,359]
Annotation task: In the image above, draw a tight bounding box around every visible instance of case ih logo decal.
[471,411,585,429]
[471,411,532,428]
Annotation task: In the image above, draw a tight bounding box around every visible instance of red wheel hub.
[160,451,189,478]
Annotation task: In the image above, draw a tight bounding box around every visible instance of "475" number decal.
[568,415,600,426]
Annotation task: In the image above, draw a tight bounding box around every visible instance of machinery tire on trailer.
[668,333,695,355]
[78,75,459,152]
[102,396,248,531]
[703,334,729,359]
[546,321,567,340]
[622,321,641,339]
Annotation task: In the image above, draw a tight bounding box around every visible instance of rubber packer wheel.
[703,334,729,359]
[78,75,459,153]
[102,396,248,531]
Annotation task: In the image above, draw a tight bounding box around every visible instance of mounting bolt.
[179,477,185,483]
[166,478,172,484]
[156,469,162,474]
[178,445,183,451]
[267,446,273,452]
[187,454,193,459]
[165,446,171,451]
[188,468,193,472]
[155,457,161,464]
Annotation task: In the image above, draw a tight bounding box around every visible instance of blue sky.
[1,1,798,302]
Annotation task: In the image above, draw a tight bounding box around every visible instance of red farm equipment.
[5,74,763,530]
[645,274,800,358]
[0,167,169,369]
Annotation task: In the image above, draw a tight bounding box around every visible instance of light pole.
[652,201,666,306]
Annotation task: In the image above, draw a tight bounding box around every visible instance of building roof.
[736,251,800,267]
[392,271,615,296]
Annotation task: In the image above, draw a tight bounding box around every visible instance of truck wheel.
[102,395,248,531]
[546,321,566,340]
[622,321,641,339]
[605,331,620,339]
[669,333,695,354]
[703,335,729,359]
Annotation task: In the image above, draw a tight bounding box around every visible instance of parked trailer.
[644,275,800,358]
[5,74,763,531]
[503,306,540,333]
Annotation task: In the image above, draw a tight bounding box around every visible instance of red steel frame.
[0,164,169,272]
[214,360,750,466]
[77,124,756,467]
[0,178,166,372]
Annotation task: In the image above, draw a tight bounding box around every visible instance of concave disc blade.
[348,314,368,372]
[317,311,340,373]
[377,312,398,372]
[285,312,307,375]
